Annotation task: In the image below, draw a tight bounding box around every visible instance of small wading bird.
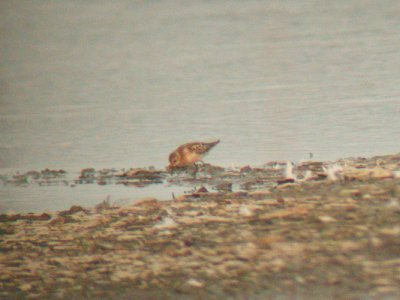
[167,140,220,171]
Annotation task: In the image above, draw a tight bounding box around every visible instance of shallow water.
[1,0,400,211]
[0,178,188,214]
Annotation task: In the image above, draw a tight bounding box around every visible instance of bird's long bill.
[207,140,220,147]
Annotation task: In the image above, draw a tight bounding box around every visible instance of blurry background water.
[1,0,400,212]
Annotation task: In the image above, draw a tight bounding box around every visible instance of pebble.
[153,217,178,229]
[235,242,259,260]
[238,204,253,217]
[19,283,32,292]
[186,278,204,288]
[318,215,337,223]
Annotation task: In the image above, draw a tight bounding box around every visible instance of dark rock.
[197,186,208,193]
[277,178,296,185]
[41,168,66,178]
[80,168,96,179]
[26,171,41,179]
[59,205,88,217]
[120,169,164,180]
[216,181,233,192]
[0,213,51,222]
[240,165,252,173]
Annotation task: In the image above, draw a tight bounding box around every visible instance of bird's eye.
[170,154,179,165]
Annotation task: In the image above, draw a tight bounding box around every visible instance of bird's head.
[167,151,180,171]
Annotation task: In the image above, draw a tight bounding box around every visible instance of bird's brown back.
[185,140,220,154]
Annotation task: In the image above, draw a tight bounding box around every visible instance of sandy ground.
[1,153,400,299]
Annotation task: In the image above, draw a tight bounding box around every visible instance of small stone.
[238,205,253,217]
[340,241,363,252]
[153,217,177,229]
[318,215,337,223]
[235,242,259,260]
[186,278,204,288]
[19,283,32,292]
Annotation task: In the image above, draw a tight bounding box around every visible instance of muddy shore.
[1,154,400,299]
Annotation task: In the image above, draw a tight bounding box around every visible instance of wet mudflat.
[1,154,400,299]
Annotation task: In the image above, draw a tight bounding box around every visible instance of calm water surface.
[1,0,400,212]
